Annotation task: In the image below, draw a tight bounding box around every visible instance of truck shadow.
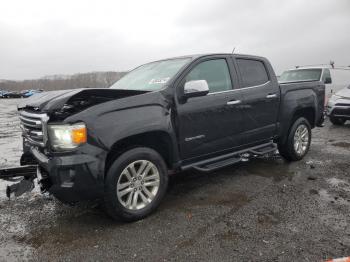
[161,155,293,213]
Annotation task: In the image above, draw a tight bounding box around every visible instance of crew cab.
[14,54,325,221]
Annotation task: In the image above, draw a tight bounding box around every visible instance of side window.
[237,59,269,88]
[185,59,232,93]
[322,69,332,83]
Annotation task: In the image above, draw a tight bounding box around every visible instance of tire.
[104,147,168,222]
[278,117,312,161]
[329,116,346,126]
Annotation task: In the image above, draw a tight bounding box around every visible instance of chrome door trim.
[266,94,277,99]
[227,100,242,105]
[207,81,271,96]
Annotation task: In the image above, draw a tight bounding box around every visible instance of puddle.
[309,189,318,195]
[332,142,350,149]
[241,158,295,182]
[216,230,239,241]
[216,230,240,247]
[164,189,250,213]
[192,191,249,207]
[257,210,281,227]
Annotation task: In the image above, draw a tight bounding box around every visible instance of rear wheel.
[329,116,346,125]
[104,147,168,222]
[278,117,311,161]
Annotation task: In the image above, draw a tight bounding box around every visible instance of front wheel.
[329,116,346,126]
[278,117,311,161]
[104,147,168,222]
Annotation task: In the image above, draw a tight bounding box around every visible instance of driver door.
[176,56,244,162]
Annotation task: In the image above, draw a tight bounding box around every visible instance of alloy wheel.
[293,124,309,156]
[116,160,160,210]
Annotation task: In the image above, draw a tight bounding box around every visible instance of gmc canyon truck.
[1,54,325,221]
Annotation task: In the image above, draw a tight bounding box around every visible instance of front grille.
[335,103,350,107]
[332,108,350,116]
[19,110,49,147]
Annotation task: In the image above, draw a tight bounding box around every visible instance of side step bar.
[184,142,277,173]
[193,157,241,172]
[249,144,277,156]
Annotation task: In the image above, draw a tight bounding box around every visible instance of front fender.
[93,105,176,150]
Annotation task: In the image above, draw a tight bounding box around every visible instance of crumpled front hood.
[18,89,81,111]
[336,86,350,98]
[17,88,148,112]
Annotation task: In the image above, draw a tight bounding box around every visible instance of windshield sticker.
[149,77,170,85]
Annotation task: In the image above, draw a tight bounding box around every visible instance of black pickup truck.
[8,53,325,221]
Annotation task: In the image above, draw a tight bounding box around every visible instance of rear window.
[237,59,269,87]
[279,69,322,82]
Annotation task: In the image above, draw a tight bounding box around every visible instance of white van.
[279,65,350,102]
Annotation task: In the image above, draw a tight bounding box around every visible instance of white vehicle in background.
[279,64,350,103]
[326,85,350,125]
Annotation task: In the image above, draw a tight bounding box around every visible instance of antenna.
[232,47,236,54]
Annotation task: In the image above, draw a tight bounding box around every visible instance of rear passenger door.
[234,57,280,145]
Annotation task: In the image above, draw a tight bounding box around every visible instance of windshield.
[279,69,322,82]
[110,58,191,91]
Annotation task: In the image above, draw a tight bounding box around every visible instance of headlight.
[48,123,87,150]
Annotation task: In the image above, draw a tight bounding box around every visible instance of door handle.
[266,94,277,99]
[227,100,242,105]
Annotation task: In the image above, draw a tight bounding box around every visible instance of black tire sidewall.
[104,147,168,222]
[286,117,312,161]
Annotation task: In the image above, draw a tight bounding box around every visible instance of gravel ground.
[0,99,349,262]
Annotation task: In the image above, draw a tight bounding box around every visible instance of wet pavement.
[0,99,349,261]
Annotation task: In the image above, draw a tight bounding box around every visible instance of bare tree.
[0,71,127,92]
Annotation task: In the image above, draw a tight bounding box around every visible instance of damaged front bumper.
[1,146,105,203]
[30,147,104,203]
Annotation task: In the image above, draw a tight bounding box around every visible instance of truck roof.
[151,53,267,62]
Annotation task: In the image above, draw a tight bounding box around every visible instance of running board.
[249,144,277,155]
[193,157,241,172]
[183,142,277,173]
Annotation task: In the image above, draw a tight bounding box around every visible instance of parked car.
[0,90,9,98]
[15,53,325,221]
[3,91,22,98]
[21,89,43,98]
[279,65,350,104]
[326,85,350,125]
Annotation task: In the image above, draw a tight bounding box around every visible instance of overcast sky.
[1,0,349,80]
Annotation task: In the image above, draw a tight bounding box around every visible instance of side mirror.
[324,77,332,84]
[183,80,209,98]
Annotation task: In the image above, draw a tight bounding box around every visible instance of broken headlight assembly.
[47,123,87,151]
